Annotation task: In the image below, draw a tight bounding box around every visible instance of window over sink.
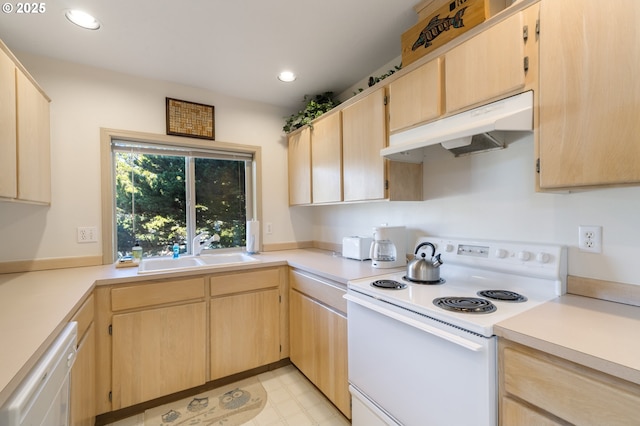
[100,129,260,263]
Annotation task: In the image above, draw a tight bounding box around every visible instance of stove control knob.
[536,252,550,263]
[495,249,508,258]
[445,244,455,252]
[518,251,531,261]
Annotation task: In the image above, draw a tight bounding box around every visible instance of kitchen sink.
[197,252,258,266]
[137,253,259,274]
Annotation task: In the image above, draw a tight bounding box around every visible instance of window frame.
[100,128,262,265]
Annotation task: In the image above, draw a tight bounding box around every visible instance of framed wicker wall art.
[166,97,215,140]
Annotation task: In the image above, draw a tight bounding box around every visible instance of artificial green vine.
[353,64,403,95]
[283,92,341,133]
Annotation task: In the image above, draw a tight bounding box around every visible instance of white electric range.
[346,237,567,426]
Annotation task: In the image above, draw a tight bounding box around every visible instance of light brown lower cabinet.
[111,301,207,409]
[95,269,287,415]
[70,294,96,426]
[108,277,207,410]
[289,270,350,418]
[499,338,640,426]
[209,268,282,380]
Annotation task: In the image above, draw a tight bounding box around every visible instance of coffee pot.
[370,225,406,269]
[406,242,443,283]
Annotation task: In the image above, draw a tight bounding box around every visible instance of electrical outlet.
[265,222,273,234]
[77,226,98,243]
[578,225,602,253]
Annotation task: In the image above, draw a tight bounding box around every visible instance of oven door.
[346,291,497,426]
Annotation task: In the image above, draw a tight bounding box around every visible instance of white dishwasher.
[0,322,77,426]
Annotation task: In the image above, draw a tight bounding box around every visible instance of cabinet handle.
[523,25,529,42]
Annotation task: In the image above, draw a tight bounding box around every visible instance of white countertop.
[0,249,393,406]
[2,249,639,407]
[495,294,640,386]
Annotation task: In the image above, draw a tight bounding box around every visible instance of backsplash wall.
[310,137,640,286]
[1,53,638,289]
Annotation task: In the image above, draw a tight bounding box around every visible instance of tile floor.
[107,365,351,426]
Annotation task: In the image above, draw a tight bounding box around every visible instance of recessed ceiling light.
[65,9,101,30]
[278,71,296,82]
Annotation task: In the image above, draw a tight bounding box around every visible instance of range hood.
[382,91,533,162]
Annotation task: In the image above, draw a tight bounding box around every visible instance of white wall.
[2,54,639,288]
[309,136,640,286]
[0,53,312,262]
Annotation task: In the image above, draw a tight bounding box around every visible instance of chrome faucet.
[192,233,220,256]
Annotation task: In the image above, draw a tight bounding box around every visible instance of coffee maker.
[370,225,406,269]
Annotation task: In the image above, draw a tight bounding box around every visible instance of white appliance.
[342,236,373,261]
[347,237,566,426]
[0,322,78,426]
[381,91,533,162]
[370,225,406,269]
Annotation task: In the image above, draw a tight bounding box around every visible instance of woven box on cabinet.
[401,0,506,66]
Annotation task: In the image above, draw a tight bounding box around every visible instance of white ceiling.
[0,0,420,110]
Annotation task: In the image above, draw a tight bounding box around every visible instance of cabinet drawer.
[290,270,346,314]
[503,346,640,425]
[500,396,561,426]
[210,267,280,297]
[71,293,94,339]
[111,277,205,311]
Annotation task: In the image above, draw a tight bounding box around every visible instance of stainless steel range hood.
[382,91,533,162]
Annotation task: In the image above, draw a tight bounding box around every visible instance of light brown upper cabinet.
[311,110,342,204]
[287,126,311,205]
[388,58,443,133]
[0,40,51,204]
[342,88,422,202]
[342,88,388,202]
[0,47,17,199]
[16,69,51,203]
[538,0,640,188]
[445,10,527,114]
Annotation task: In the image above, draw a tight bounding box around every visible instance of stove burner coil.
[371,279,407,289]
[403,276,446,285]
[433,297,497,314]
[477,290,528,302]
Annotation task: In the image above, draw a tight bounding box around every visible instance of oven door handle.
[345,293,484,352]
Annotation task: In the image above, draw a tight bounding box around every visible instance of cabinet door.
[210,288,280,380]
[71,323,96,426]
[288,127,311,205]
[445,11,526,113]
[342,88,386,202]
[388,58,443,133]
[16,69,50,203]
[289,289,317,381]
[0,48,17,199]
[289,289,350,418]
[112,302,206,409]
[311,111,342,203]
[538,0,640,188]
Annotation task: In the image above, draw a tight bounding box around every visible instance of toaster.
[342,236,373,261]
